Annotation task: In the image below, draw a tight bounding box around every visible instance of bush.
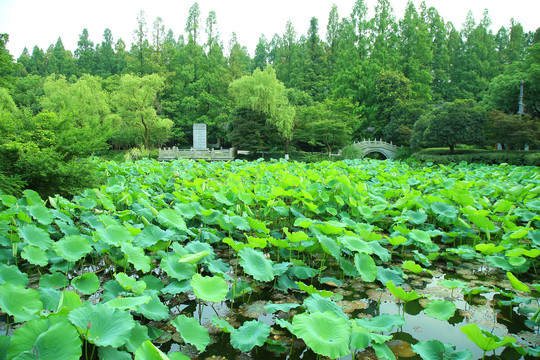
[411,150,540,166]
[340,145,364,160]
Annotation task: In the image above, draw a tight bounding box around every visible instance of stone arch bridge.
[349,139,398,160]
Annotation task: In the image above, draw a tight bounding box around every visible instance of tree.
[96,28,117,77]
[229,66,295,154]
[11,75,44,114]
[186,2,201,44]
[0,34,17,89]
[114,74,171,149]
[420,99,487,153]
[253,35,268,71]
[47,37,77,77]
[75,28,96,75]
[486,110,540,150]
[129,10,153,75]
[0,87,17,113]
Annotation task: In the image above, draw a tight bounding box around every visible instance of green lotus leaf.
[238,247,275,282]
[178,250,210,264]
[356,314,405,332]
[124,322,151,353]
[38,287,62,311]
[264,302,300,314]
[285,229,309,242]
[286,266,318,279]
[0,264,29,287]
[231,215,251,231]
[18,224,52,250]
[317,234,342,260]
[57,291,82,312]
[430,202,458,224]
[134,225,174,248]
[211,315,235,334]
[116,272,147,295]
[408,229,432,245]
[349,327,371,350]
[134,340,171,360]
[190,273,228,303]
[137,291,169,321]
[424,299,456,321]
[292,311,351,359]
[21,245,48,267]
[508,256,527,267]
[161,254,197,281]
[230,320,271,352]
[52,235,93,262]
[372,343,396,360]
[388,235,408,246]
[412,340,473,360]
[7,315,82,360]
[97,225,134,247]
[0,283,42,322]
[156,209,187,231]
[339,235,373,254]
[507,272,530,293]
[68,302,136,348]
[402,260,424,274]
[28,204,53,225]
[176,203,197,219]
[105,295,152,311]
[169,352,190,360]
[468,214,495,232]
[171,314,211,352]
[386,280,422,303]
[475,243,504,255]
[121,242,151,273]
[460,323,515,352]
[439,279,467,290]
[377,267,404,286]
[303,294,348,320]
[99,346,132,360]
[354,253,377,282]
[486,255,513,271]
[71,272,100,295]
[161,280,192,295]
[404,210,428,225]
[296,282,334,297]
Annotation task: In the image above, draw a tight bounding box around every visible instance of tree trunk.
[449,144,455,154]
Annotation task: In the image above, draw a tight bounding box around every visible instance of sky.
[1,0,539,58]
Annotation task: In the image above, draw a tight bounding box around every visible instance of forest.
[1,0,540,196]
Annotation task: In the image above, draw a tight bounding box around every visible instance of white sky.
[1,0,539,58]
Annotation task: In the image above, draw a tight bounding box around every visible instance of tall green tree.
[229,66,295,154]
[370,0,399,69]
[129,10,153,75]
[114,74,171,149]
[253,35,268,71]
[47,37,77,77]
[75,28,96,75]
[0,34,16,89]
[96,28,117,77]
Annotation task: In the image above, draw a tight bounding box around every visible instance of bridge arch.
[349,139,398,160]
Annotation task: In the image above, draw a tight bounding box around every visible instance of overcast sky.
[1,0,539,58]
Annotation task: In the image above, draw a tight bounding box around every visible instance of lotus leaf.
[18,224,52,250]
[507,272,530,293]
[287,266,318,279]
[377,266,404,286]
[56,291,82,312]
[303,294,348,321]
[134,340,171,360]
[161,254,197,281]
[21,245,48,266]
[0,283,42,322]
[386,280,422,303]
[171,314,211,351]
[339,235,373,254]
[402,260,424,274]
[28,204,53,225]
[412,340,473,360]
[7,315,82,360]
[372,343,397,360]
[354,253,377,282]
[178,250,210,264]
[162,280,192,295]
[115,272,147,295]
[134,225,174,248]
[439,279,467,290]
[356,314,406,332]
[265,302,300,314]
[71,272,100,295]
[137,290,170,321]
[0,264,29,287]
[230,320,271,352]
[97,225,133,246]
[292,311,351,359]
[99,347,132,360]
[212,315,235,334]
[238,247,275,282]
[424,299,456,321]
[68,302,136,348]
[124,322,152,353]
[52,235,92,262]
[191,273,228,303]
[156,209,187,231]
[121,242,151,273]
[105,295,152,310]
[460,323,516,352]
[38,287,62,311]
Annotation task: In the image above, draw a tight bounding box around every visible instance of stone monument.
[193,123,207,150]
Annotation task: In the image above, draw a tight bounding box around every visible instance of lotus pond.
[0,158,539,360]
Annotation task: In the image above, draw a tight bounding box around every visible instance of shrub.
[340,145,364,160]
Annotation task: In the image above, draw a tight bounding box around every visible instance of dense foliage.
[1,1,539,153]
[0,159,538,359]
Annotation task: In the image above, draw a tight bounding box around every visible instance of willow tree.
[229,66,295,155]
